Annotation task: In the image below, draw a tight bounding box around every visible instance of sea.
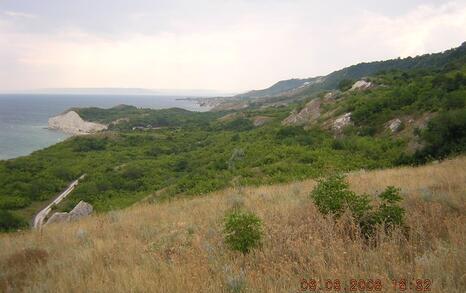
[0,94,206,160]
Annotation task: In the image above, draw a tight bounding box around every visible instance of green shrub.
[228,148,245,170]
[0,196,31,209]
[73,137,107,152]
[310,174,371,218]
[310,175,405,237]
[223,118,254,131]
[376,186,405,227]
[420,109,466,158]
[223,210,263,254]
[0,210,27,232]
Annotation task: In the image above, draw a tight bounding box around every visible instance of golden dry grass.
[1,157,465,292]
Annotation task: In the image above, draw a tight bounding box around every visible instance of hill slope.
[1,52,465,231]
[226,42,466,106]
[1,157,465,292]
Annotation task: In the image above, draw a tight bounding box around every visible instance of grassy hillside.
[1,44,465,232]
[0,106,406,230]
[1,157,464,292]
[1,57,465,231]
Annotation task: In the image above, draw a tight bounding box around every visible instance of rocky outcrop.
[387,118,402,133]
[350,80,374,91]
[46,201,93,225]
[252,116,271,127]
[324,91,339,100]
[332,112,352,132]
[45,212,69,224]
[282,99,322,126]
[69,201,93,220]
[48,111,107,135]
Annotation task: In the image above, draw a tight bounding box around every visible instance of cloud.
[3,10,36,19]
[349,1,466,58]
[0,0,465,92]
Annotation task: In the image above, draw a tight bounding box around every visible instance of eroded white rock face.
[387,118,402,133]
[332,112,352,132]
[282,99,322,126]
[48,111,107,135]
[324,92,337,99]
[46,201,93,226]
[350,80,374,91]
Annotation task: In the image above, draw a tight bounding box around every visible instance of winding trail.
[32,174,86,229]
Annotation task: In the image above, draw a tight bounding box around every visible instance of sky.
[0,0,465,93]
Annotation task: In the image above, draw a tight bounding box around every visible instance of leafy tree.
[223,210,263,254]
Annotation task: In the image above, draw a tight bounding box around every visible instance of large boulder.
[45,201,93,226]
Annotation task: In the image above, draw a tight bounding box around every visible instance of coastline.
[0,94,205,160]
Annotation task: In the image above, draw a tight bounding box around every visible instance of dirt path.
[32,174,86,229]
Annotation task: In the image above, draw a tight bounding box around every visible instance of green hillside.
[233,42,466,103]
[1,44,465,232]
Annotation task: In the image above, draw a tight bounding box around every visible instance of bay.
[0,94,205,160]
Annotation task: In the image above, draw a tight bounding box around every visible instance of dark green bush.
[310,175,405,237]
[223,118,254,131]
[73,137,107,152]
[421,108,466,158]
[223,210,263,254]
[310,174,371,218]
[0,210,27,232]
[376,186,405,228]
[0,196,31,209]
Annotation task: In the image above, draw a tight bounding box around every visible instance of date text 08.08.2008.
[299,279,432,292]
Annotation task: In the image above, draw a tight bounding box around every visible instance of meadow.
[1,157,464,292]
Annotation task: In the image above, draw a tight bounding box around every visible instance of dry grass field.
[1,157,465,292]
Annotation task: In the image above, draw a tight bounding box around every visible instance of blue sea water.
[0,94,205,160]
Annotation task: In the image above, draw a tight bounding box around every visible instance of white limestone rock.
[387,118,403,133]
[350,80,374,91]
[45,201,93,226]
[332,112,352,132]
[282,99,322,126]
[48,111,107,135]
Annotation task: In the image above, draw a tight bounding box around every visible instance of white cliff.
[48,111,107,135]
